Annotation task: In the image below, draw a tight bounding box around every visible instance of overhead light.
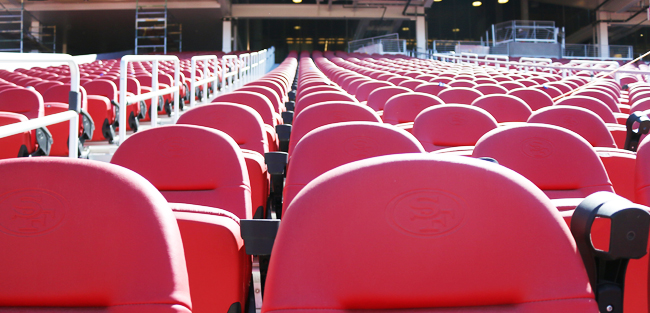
[402,27,410,31]
[293,0,302,3]
[294,25,301,30]
[642,34,645,37]
[472,1,481,6]
[498,0,508,3]
[434,0,442,1]
[452,28,460,32]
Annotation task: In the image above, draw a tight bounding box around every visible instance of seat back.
[508,88,553,111]
[288,102,381,155]
[413,104,498,152]
[264,154,597,313]
[366,86,411,111]
[0,112,31,158]
[177,103,268,155]
[283,122,424,213]
[0,87,44,119]
[437,87,482,105]
[111,124,253,219]
[471,94,532,123]
[237,85,282,113]
[42,84,88,110]
[355,81,393,102]
[635,139,650,206]
[554,95,617,124]
[473,124,613,199]
[295,91,358,116]
[0,157,192,312]
[382,92,444,125]
[212,91,276,126]
[528,106,617,148]
[83,79,118,102]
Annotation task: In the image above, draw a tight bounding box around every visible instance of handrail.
[484,54,509,68]
[460,52,479,65]
[119,54,180,144]
[189,55,219,108]
[426,53,650,82]
[0,53,80,158]
[221,55,239,94]
[240,53,251,86]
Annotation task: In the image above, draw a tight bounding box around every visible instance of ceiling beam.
[23,1,220,11]
[232,4,414,20]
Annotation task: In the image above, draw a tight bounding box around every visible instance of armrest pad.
[285,101,295,111]
[241,219,281,255]
[265,152,288,176]
[281,111,294,125]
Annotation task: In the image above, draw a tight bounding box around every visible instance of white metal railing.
[119,55,180,144]
[562,44,633,60]
[518,57,554,73]
[240,53,251,86]
[493,20,558,44]
[485,54,509,69]
[189,55,219,108]
[250,51,259,80]
[423,52,648,84]
[460,52,479,65]
[0,53,80,158]
[221,55,239,94]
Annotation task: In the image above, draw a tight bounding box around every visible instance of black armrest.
[624,112,650,151]
[275,124,291,153]
[241,219,281,255]
[265,151,288,176]
[288,90,296,102]
[265,152,288,218]
[571,192,650,313]
[285,101,295,111]
[281,111,294,125]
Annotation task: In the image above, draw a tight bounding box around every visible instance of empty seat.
[555,95,618,124]
[171,202,250,313]
[295,90,358,116]
[527,106,616,148]
[0,157,192,312]
[413,104,498,152]
[471,94,532,123]
[413,82,449,96]
[264,153,597,312]
[473,124,614,200]
[288,101,381,155]
[382,92,444,125]
[507,87,554,111]
[283,122,424,213]
[366,86,411,111]
[437,87,482,105]
[0,112,32,158]
[111,124,253,219]
[355,80,393,102]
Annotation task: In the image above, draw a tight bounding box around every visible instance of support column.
[30,20,40,42]
[232,20,238,51]
[597,21,609,58]
[223,18,232,53]
[520,0,529,21]
[416,15,427,53]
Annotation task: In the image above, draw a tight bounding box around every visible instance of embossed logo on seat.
[387,190,465,237]
[160,137,192,158]
[560,115,578,128]
[0,189,67,236]
[521,137,554,158]
[344,136,377,158]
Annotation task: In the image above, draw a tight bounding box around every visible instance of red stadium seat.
[472,94,532,123]
[0,112,32,158]
[366,86,411,111]
[294,90,358,116]
[288,101,381,155]
[283,122,424,213]
[528,106,617,148]
[473,124,614,200]
[437,87,482,105]
[507,87,554,111]
[555,95,618,124]
[264,153,598,312]
[212,91,281,126]
[0,157,192,312]
[382,92,444,125]
[111,124,253,219]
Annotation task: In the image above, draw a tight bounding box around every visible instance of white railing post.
[0,53,80,158]
[118,55,181,144]
[190,55,220,107]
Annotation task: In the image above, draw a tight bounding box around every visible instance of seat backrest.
[33,80,64,96]
[237,85,282,113]
[471,94,532,123]
[355,81,393,102]
[42,84,88,110]
[636,139,650,206]
[177,103,268,155]
[212,91,276,126]
[575,89,620,113]
[288,102,381,155]
[0,87,44,119]
[554,95,617,124]
[0,157,192,312]
[528,105,617,148]
[295,91,358,116]
[382,92,445,125]
[413,82,449,96]
[475,83,508,95]
[413,104,498,152]
[472,124,613,199]
[366,86,411,111]
[111,124,253,219]
[264,153,597,313]
[283,122,424,214]
[83,79,118,102]
[507,87,554,111]
[437,87,482,105]
[0,112,31,158]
